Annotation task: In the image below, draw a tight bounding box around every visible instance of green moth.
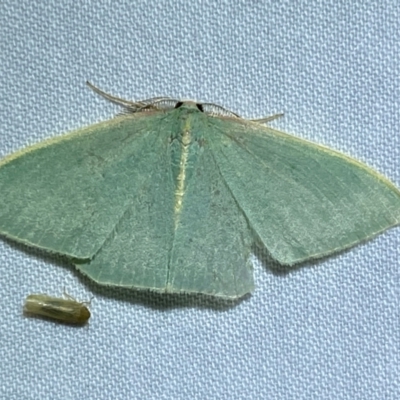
[1,82,399,299]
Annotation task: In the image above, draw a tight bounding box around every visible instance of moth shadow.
[3,237,249,311]
[2,236,76,273]
[90,284,251,311]
[23,312,90,328]
[252,242,357,276]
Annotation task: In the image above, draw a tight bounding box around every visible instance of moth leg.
[63,288,93,306]
[252,113,284,124]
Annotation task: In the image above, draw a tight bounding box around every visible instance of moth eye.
[174,101,183,109]
[196,103,204,112]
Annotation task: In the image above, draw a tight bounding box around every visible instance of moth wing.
[210,118,400,265]
[0,111,175,289]
[167,143,254,299]
[76,118,176,291]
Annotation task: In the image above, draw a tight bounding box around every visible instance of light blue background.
[0,1,399,399]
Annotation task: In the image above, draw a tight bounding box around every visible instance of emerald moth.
[1,82,400,299]
[24,293,91,324]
